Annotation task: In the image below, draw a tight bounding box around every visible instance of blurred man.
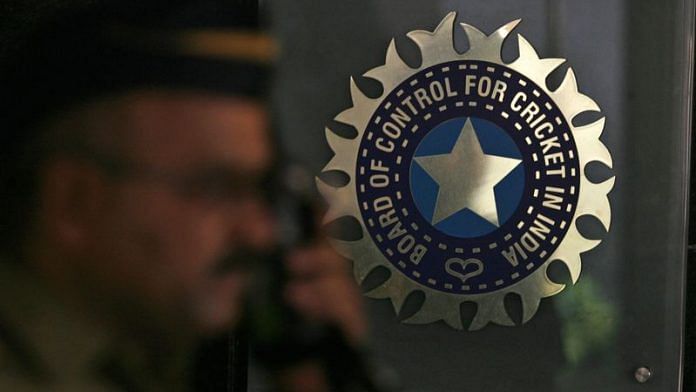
[0,1,365,391]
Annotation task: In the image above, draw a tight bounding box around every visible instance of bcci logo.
[318,13,614,330]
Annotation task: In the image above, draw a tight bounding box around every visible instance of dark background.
[265,1,693,391]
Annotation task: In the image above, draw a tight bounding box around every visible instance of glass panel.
[261,1,694,390]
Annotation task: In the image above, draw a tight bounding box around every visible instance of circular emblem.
[318,13,614,330]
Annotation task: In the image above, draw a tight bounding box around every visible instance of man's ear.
[37,159,109,251]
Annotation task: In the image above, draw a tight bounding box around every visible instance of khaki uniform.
[0,263,190,392]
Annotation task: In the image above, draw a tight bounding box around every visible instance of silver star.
[414,119,522,227]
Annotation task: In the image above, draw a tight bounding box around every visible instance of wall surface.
[262,1,693,391]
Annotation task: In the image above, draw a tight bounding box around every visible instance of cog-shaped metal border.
[317,12,615,330]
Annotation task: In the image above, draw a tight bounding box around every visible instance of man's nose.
[233,198,277,248]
